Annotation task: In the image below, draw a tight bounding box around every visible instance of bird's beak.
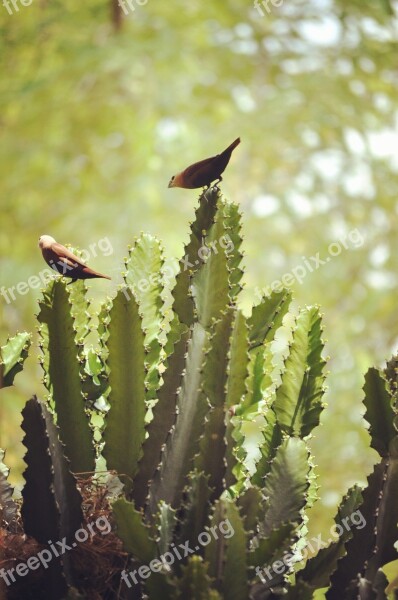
[168,179,174,188]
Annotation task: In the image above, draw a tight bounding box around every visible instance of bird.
[168,137,240,189]
[38,235,111,283]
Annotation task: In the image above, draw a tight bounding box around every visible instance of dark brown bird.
[168,137,240,189]
[39,235,111,283]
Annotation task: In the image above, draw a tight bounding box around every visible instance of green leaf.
[229,336,278,489]
[224,412,240,490]
[124,233,166,341]
[175,556,220,600]
[81,347,108,403]
[177,470,212,548]
[284,580,317,600]
[248,521,296,571]
[191,205,230,330]
[103,288,146,492]
[295,485,363,590]
[21,397,61,543]
[0,449,17,527]
[240,343,272,413]
[202,310,234,408]
[149,323,209,510]
[21,397,83,541]
[41,399,83,586]
[224,311,250,488]
[383,559,398,595]
[225,310,250,409]
[385,354,398,407]
[157,502,177,556]
[146,574,176,600]
[363,367,397,457]
[132,325,190,508]
[251,409,283,486]
[223,201,244,301]
[205,499,248,599]
[67,279,90,342]
[222,501,249,600]
[113,497,157,564]
[0,332,31,389]
[21,397,77,597]
[163,314,187,359]
[262,438,310,536]
[366,444,398,581]
[248,289,292,349]
[124,233,166,399]
[327,451,398,599]
[305,452,319,511]
[38,280,95,474]
[273,306,326,437]
[42,404,83,542]
[172,188,220,326]
[195,309,234,498]
[373,569,390,598]
[237,486,265,535]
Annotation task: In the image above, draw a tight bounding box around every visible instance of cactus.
[0,332,31,389]
[0,189,397,599]
[38,281,96,474]
[0,450,17,530]
[326,365,398,599]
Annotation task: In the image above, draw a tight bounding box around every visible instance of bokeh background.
[1,0,397,541]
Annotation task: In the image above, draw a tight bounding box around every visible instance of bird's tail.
[226,137,241,153]
[83,267,111,280]
[95,271,111,280]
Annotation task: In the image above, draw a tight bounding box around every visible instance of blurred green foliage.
[0,0,397,543]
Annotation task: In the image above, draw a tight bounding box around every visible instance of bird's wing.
[182,140,239,180]
[51,243,87,268]
[183,155,217,178]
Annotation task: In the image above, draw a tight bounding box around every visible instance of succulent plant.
[0,188,397,599]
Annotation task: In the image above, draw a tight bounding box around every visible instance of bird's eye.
[171,176,175,181]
